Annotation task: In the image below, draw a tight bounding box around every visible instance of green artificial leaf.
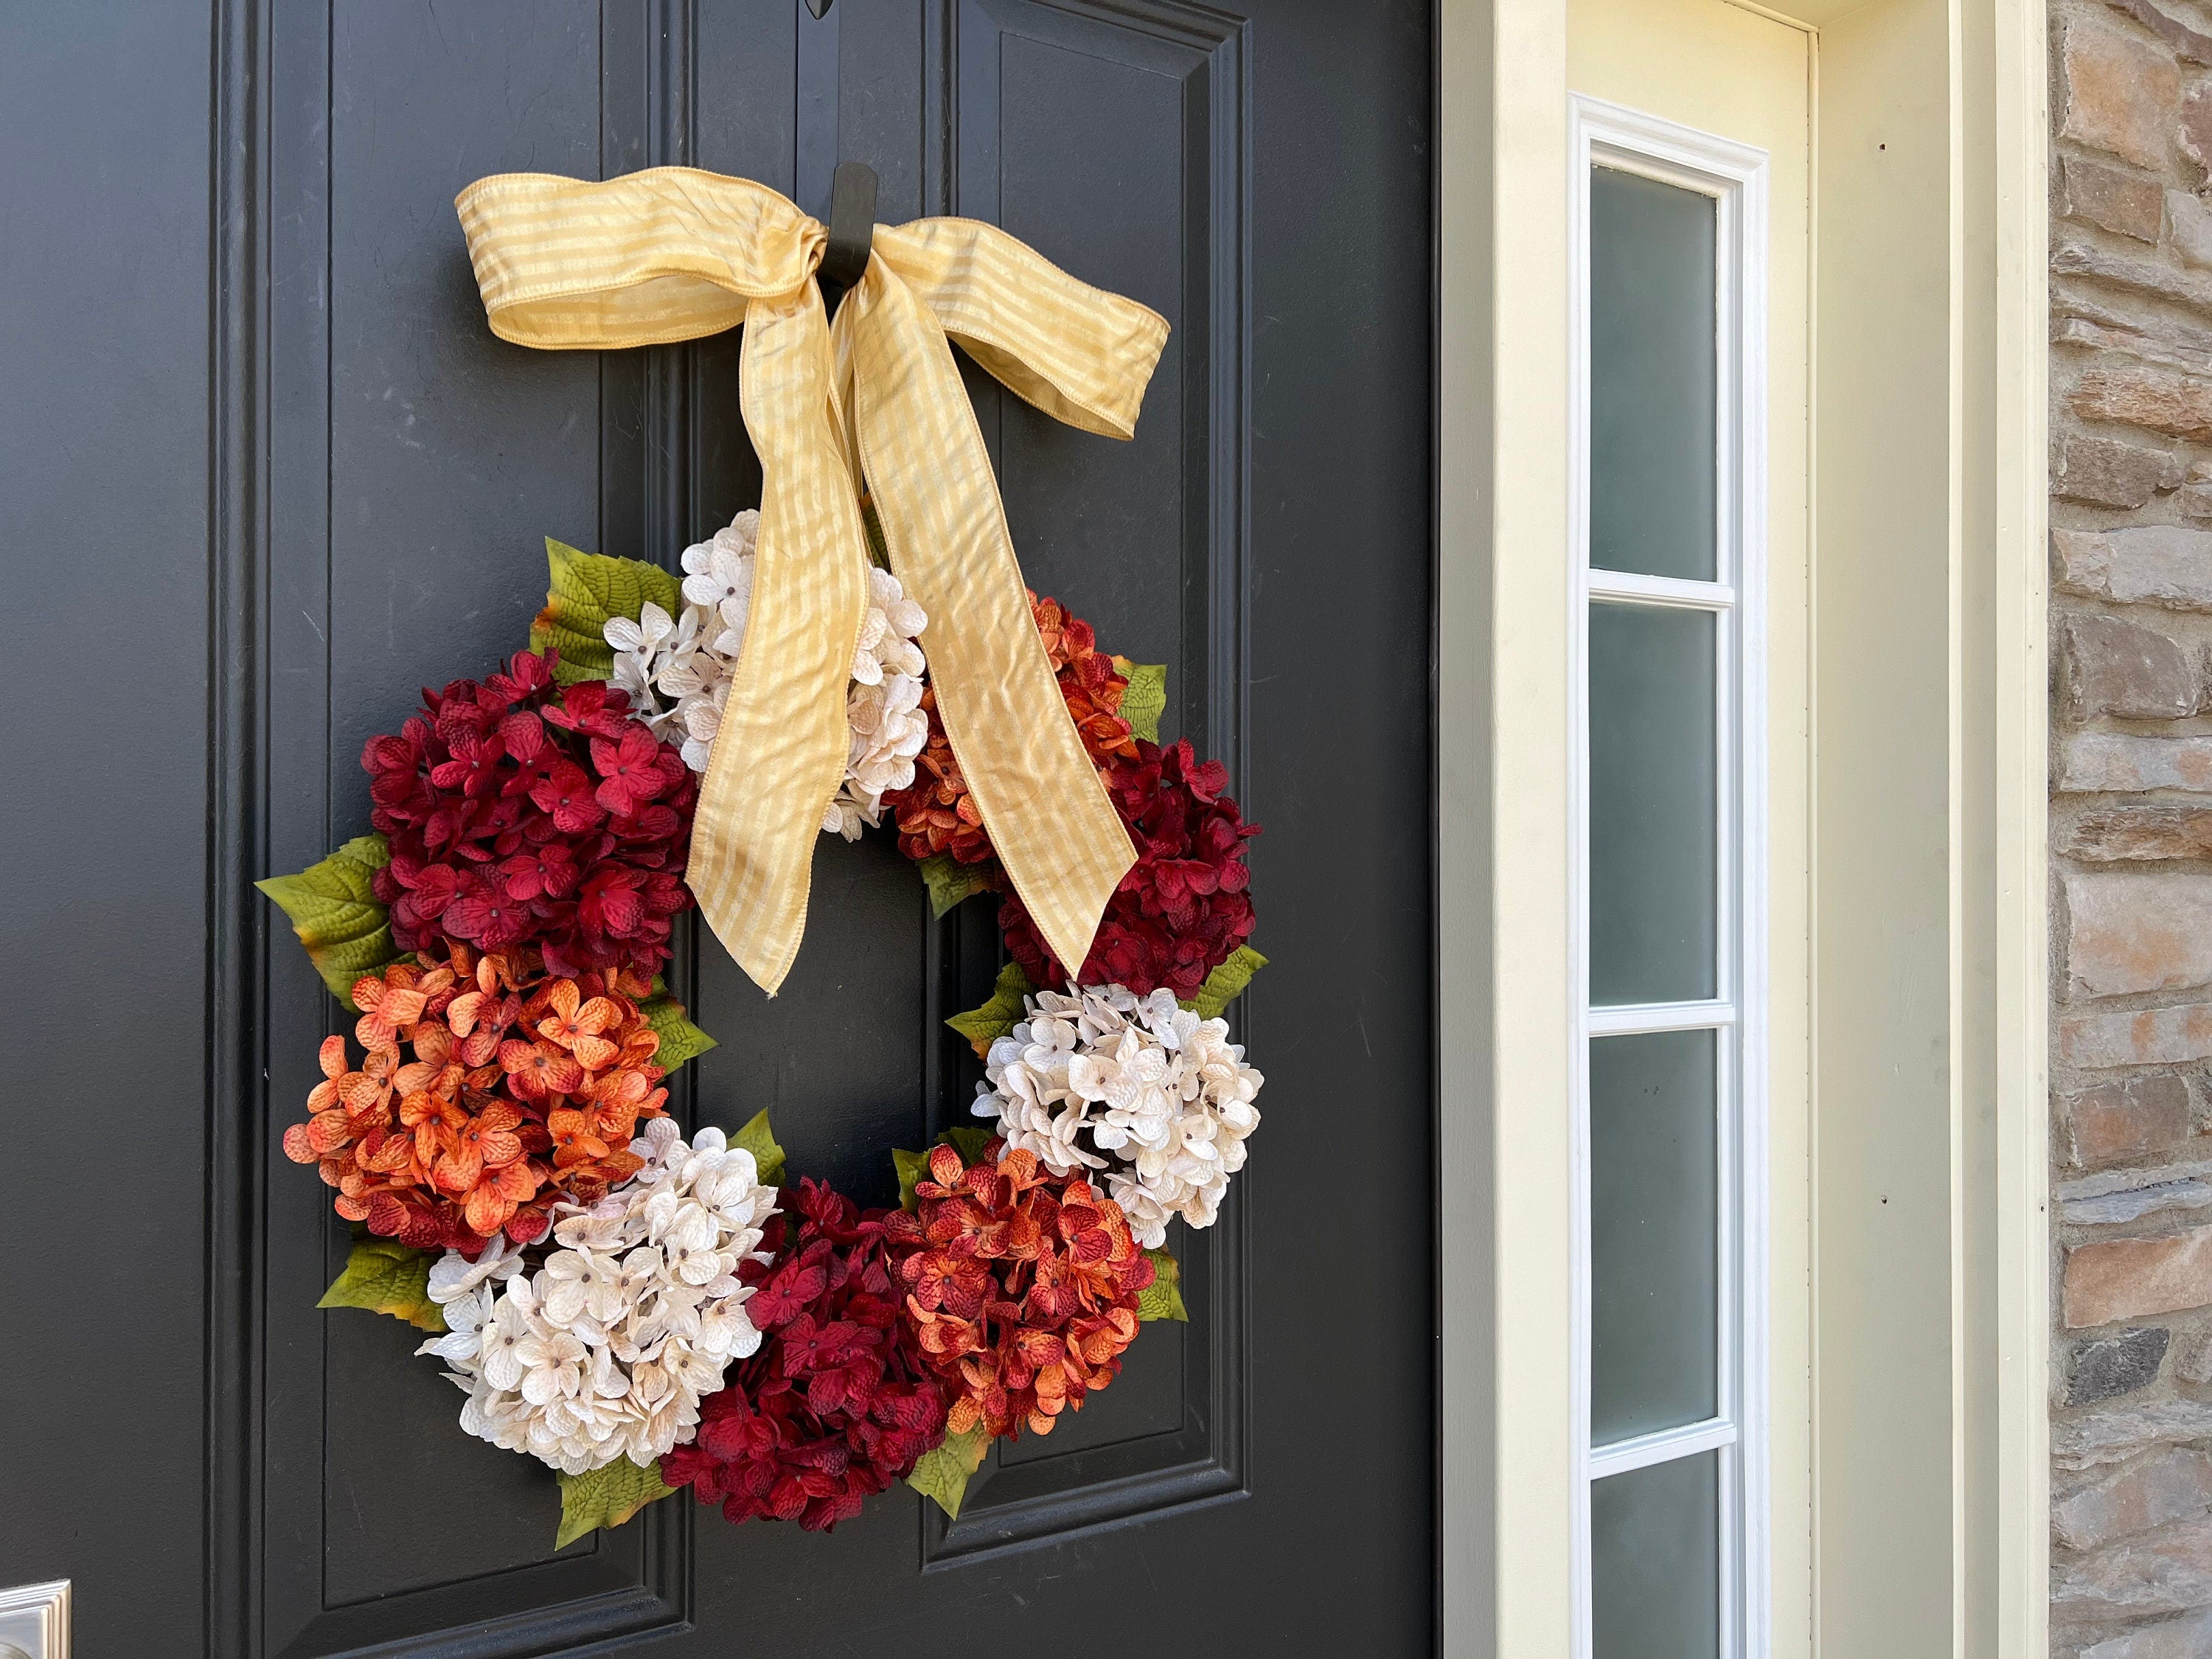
[906,1424,990,1520]
[1137,1246,1189,1323]
[860,497,893,570]
[946,960,1034,1058]
[892,1146,931,1212]
[554,1457,677,1549]
[316,1236,445,1332]
[941,1125,993,1166]
[1112,658,1169,743]
[529,537,682,686]
[257,834,397,1010]
[731,1107,787,1188]
[917,852,994,919]
[1179,946,1269,1020]
[639,991,717,1072]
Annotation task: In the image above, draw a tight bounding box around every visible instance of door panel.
[262,9,686,1652]
[0,1,1433,1655]
[928,0,1250,1557]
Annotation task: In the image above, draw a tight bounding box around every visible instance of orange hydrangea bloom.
[886,593,1135,869]
[883,1140,1152,1440]
[281,941,670,1253]
[1030,594,1141,768]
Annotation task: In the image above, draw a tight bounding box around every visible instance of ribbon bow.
[454,167,1167,995]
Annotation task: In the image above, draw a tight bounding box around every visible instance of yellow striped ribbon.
[454,167,1165,995]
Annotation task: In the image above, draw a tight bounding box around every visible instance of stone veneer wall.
[2050,0,2212,1648]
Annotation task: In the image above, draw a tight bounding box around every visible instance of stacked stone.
[2053,2,2212,1649]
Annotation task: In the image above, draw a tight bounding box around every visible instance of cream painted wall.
[1811,0,1961,1649]
[1806,1,2051,1647]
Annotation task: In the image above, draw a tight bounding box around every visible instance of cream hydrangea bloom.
[605,509,931,839]
[421,1119,776,1475]
[973,984,1264,1250]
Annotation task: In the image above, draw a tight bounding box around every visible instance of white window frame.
[1566,94,1770,1659]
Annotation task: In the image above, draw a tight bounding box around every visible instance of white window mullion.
[1588,1416,1740,1479]
[1586,1000,1735,1037]
[1587,569,1736,611]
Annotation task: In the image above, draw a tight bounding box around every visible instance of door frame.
[1436,0,2051,1651]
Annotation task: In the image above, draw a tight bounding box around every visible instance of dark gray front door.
[0,2,1433,1653]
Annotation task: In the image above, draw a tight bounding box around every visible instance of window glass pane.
[1589,602,1717,1004]
[1592,1452,1721,1659]
[1591,1029,1718,1443]
[1590,165,1717,580]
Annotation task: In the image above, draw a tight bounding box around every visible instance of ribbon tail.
[844,259,1136,981]
[687,285,871,995]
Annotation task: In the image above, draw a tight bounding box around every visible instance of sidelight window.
[1570,99,1770,1659]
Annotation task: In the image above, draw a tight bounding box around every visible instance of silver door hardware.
[0,1580,67,1659]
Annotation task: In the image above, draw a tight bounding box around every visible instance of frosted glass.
[1590,165,1717,580]
[1592,1452,1721,1659]
[1590,1029,1718,1444]
[1589,602,1717,1005]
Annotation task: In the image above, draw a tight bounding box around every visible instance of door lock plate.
[0,1580,69,1659]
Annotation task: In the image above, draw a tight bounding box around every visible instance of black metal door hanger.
[818,161,877,319]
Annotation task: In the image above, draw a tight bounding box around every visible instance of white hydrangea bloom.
[605,509,930,840]
[421,1119,776,1475]
[602,601,700,747]
[973,984,1264,1250]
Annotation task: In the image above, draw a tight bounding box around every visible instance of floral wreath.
[260,512,1267,1545]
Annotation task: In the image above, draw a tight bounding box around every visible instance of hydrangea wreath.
[260,513,1267,1547]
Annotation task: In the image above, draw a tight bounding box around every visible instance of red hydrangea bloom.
[998,737,1259,999]
[883,1141,1152,1441]
[664,1180,950,1531]
[362,650,696,978]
